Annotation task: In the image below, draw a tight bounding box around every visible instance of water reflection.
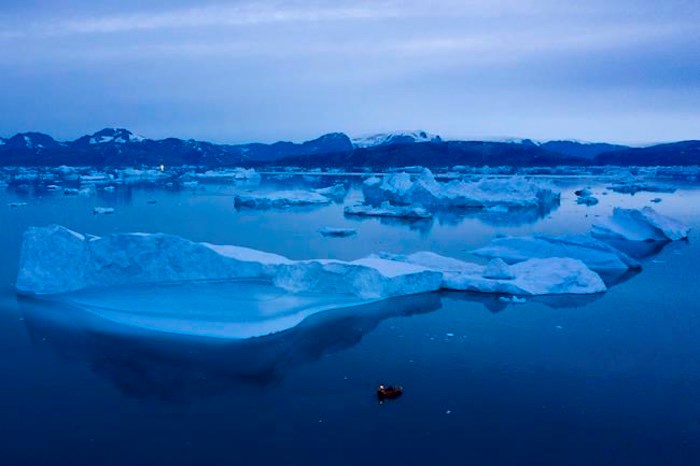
[19,293,442,402]
[441,290,605,313]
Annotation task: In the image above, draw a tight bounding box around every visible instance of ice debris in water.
[93,207,115,215]
[362,168,559,210]
[592,207,690,242]
[344,201,432,219]
[319,227,357,237]
[8,202,28,208]
[499,296,527,304]
[574,188,599,206]
[607,182,676,195]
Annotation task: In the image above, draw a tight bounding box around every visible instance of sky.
[0,0,698,144]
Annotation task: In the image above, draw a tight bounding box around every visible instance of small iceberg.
[577,195,599,206]
[344,201,432,219]
[319,227,357,237]
[592,207,690,241]
[473,234,641,273]
[234,190,332,209]
[313,184,348,200]
[607,182,676,195]
[8,202,28,208]
[93,207,115,215]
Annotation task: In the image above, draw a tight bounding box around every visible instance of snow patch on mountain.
[352,131,442,148]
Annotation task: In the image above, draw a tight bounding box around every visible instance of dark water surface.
[1,177,699,465]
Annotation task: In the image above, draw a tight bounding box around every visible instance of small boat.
[377,384,403,401]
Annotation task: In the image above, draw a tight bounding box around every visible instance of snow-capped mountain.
[3,132,61,150]
[77,128,145,145]
[352,130,442,148]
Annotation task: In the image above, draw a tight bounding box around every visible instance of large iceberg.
[362,168,560,210]
[234,190,332,209]
[16,225,441,300]
[472,234,641,273]
[377,252,606,295]
[592,207,690,242]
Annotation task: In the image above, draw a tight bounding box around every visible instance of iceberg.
[234,190,331,209]
[344,201,432,219]
[378,252,606,295]
[473,234,641,273]
[592,207,690,241]
[362,168,559,210]
[93,207,115,215]
[16,225,441,300]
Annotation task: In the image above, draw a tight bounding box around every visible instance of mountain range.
[1,128,698,168]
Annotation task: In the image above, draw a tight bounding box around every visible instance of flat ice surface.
[234,190,332,209]
[59,280,371,339]
[473,234,641,272]
[592,207,690,241]
[344,201,432,219]
[379,252,606,295]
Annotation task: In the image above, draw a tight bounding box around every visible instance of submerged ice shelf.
[55,280,371,339]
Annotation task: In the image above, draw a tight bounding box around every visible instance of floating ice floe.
[362,168,559,210]
[499,296,527,304]
[93,207,115,215]
[344,201,432,219]
[313,184,347,200]
[193,168,261,181]
[64,186,94,196]
[118,168,167,184]
[377,252,606,295]
[574,189,599,206]
[472,234,641,273]
[592,207,690,242]
[234,190,332,209]
[577,196,599,206]
[16,225,441,300]
[8,202,28,208]
[319,227,357,237]
[607,182,676,195]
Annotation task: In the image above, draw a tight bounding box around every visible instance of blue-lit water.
[1,176,699,465]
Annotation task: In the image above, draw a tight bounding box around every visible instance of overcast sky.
[1,0,698,144]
